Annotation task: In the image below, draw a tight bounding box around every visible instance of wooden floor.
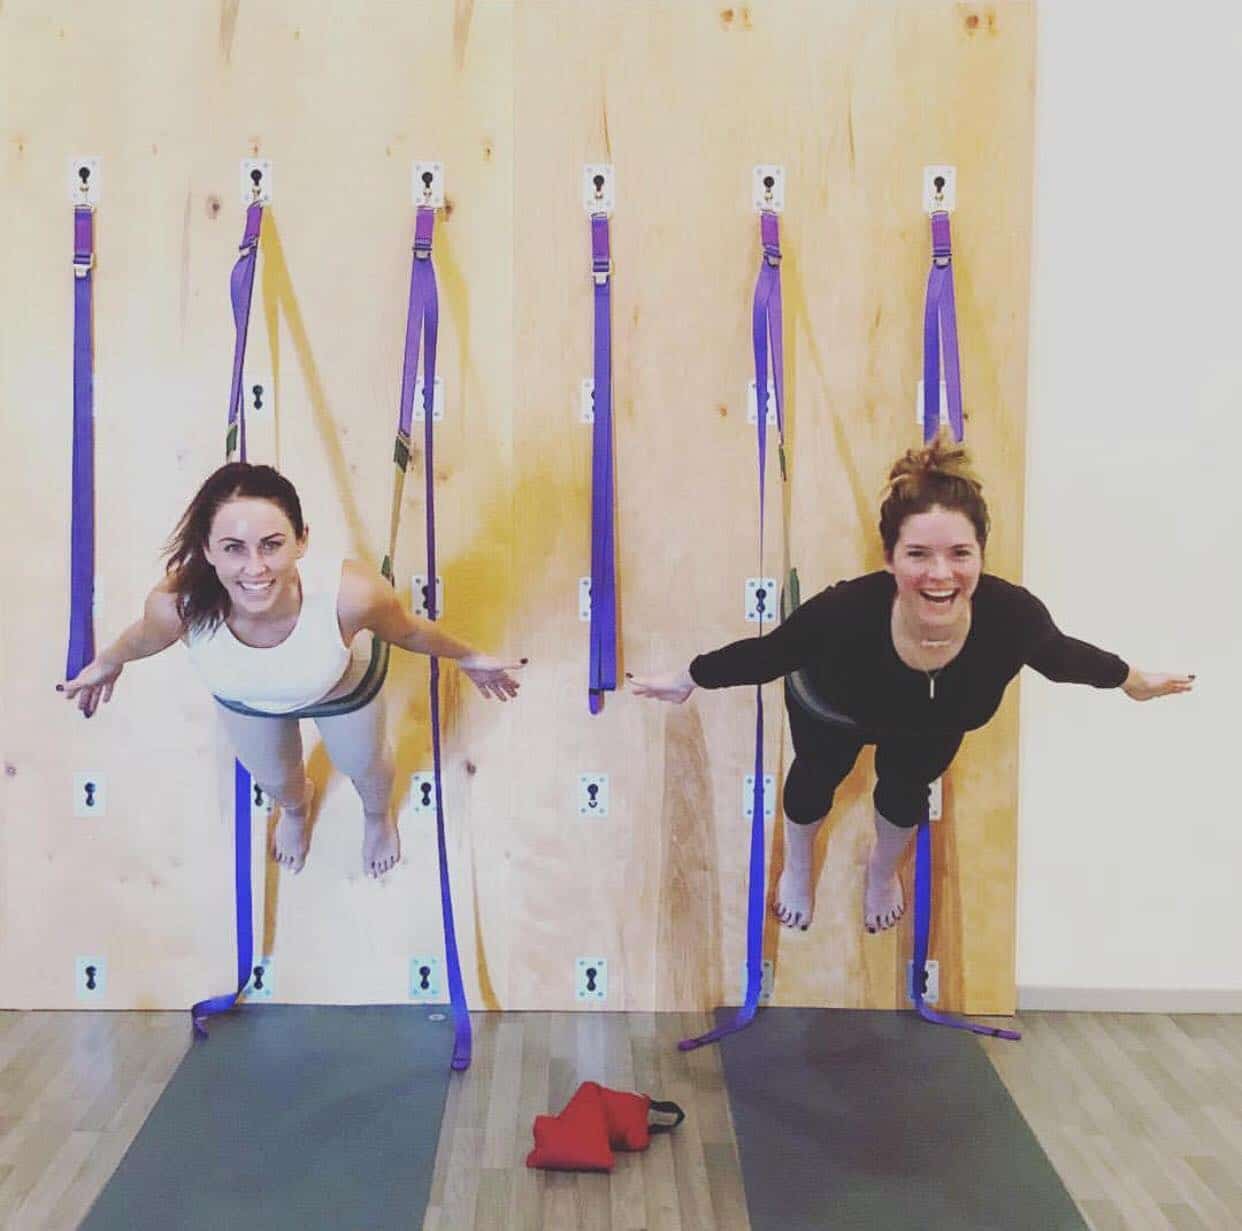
[1,1009,1240,1230]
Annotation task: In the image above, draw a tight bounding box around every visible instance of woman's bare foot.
[271,780,315,874]
[362,811,401,878]
[863,809,915,933]
[773,816,824,930]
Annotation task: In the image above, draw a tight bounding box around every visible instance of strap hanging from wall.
[396,207,473,1071]
[913,209,1020,1042]
[66,204,97,681]
[587,213,618,713]
[681,209,787,1052]
[192,200,264,1036]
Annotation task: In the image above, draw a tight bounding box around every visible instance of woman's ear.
[297,524,310,558]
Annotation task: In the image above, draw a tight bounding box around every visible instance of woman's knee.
[783,764,837,825]
[872,781,928,828]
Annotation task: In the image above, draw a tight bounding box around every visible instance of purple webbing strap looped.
[192,763,254,1035]
[914,212,1020,1043]
[408,208,473,1070]
[680,211,785,1052]
[922,211,964,444]
[225,202,264,462]
[588,213,617,714]
[193,204,264,1037]
[66,207,96,680]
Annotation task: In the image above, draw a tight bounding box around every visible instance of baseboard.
[1018,986,1242,1013]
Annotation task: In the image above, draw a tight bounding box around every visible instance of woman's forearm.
[394,619,477,661]
[98,617,178,667]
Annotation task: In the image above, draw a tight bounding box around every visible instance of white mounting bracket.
[745,578,778,624]
[743,773,776,821]
[583,164,615,215]
[739,959,775,1003]
[413,375,445,422]
[413,161,445,208]
[242,956,274,1002]
[908,959,940,1005]
[410,956,443,1001]
[70,156,102,206]
[409,772,437,816]
[923,165,956,214]
[752,164,785,213]
[747,380,778,426]
[578,773,609,818]
[412,575,444,620]
[241,159,273,206]
[76,957,106,999]
[576,957,608,1001]
[73,772,107,818]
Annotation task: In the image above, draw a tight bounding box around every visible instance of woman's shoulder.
[336,558,395,623]
[796,570,892,623]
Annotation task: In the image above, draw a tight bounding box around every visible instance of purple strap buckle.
[931,210,952,266]
[413,206,435,259]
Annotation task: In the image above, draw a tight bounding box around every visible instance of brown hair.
[163,462,306,633]
[878,427,989,558]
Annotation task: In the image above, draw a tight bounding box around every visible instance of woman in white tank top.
[59,463,525,878]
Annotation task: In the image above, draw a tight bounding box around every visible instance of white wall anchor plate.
[241,158,273,206]
[908,958,940,1005]
[743,773,776,821]
[578,774,609,818]
[73,773,106,818]
[745,578,778,624]
[70,156,102,206]
[410,956,443,1001]
[412,575,444,620]
[242,956,274,1001]
[923,165,956,213]
[75,956,106,999]
[412,376,445,422]
[413,161,445,208]
[576,957,607,1000]
[752,164,785,213]
[583,164,614,214]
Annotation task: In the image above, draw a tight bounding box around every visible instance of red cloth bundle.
[526,1082,685,1171]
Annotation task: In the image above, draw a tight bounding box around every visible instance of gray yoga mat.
[716,1008,1087,1231]
[82,1005,455,1231]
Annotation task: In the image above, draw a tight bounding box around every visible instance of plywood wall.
[0,0,1035,1014]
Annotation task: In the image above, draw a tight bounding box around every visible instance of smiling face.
[202,497,308,617]
[885,504,982,632]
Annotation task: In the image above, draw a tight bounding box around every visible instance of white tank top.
[185,554,353,714]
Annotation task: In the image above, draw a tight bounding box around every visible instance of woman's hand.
[58,657,124,718]
[457,654,525,701]
[626,667,696,704]
[1120,669,1195,702]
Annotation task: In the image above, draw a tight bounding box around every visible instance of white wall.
[1019,1,1242,1005]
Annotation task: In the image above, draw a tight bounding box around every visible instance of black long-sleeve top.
[688,572,1129,735]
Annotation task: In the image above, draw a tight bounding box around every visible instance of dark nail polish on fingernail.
[520,657,528,664]
[55,685,64,692]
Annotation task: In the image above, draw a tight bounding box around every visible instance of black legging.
[782,691,963,829]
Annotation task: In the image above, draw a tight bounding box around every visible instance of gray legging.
[215,681,395,817]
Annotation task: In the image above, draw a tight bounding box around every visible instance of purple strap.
[66,207,96,680]
[224,203,263,461]
[193,204,264,1036]
[681,211,785,1052]
[588,213,617,714]
[922,212,964,443]
[914,212,1020,1043]
[403,208,473,1070]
